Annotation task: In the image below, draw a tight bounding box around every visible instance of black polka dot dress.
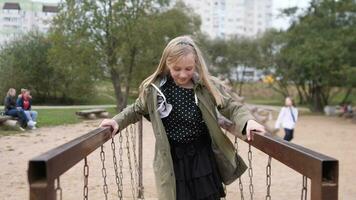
[161,76,226,200]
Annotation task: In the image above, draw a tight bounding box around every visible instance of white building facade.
[175,0,273,38]
[0,0,58,45]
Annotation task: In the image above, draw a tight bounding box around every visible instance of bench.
[0,115,20,129]
[75,109,109,119]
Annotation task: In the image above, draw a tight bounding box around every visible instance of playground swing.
[51,124,310,200]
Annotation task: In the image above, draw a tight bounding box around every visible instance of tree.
[0,31,54,103]
[202,36,260,96]
[51,0,200,110]
[0,30,97,104]
[272,0,356,112]
[256,29,297,100]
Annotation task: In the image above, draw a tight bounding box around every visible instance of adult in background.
[275,96,298,141]
[17,89,37,129]
[3,88,28,129]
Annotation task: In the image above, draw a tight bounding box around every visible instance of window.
[3,2,21,10]
[243,71,254,77]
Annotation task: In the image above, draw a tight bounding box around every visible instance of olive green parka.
[113,75,255,200]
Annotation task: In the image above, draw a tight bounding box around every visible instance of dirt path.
[0,115,355,199]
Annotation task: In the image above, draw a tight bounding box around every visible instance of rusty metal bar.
[28,127,111,200]
[245,134,338,200]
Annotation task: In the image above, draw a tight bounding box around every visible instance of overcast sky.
[272,0,312,29]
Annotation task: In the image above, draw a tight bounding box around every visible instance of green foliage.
[201,36,260,78]
[0,31,53,102]
[0,30,97,104]
[50,0,200,110]
[258,0,356,112]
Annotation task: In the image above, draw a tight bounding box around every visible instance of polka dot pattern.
[161,76,208,144]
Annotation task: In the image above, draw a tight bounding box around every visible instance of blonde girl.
[100,35,265,200]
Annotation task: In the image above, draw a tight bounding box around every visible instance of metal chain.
[131,123,144,199]
[125,128,137,199]
[83,157,89,200]
[55,177,62,200]
[111,137,123,199]
[100,145,109,200]
[301,175,308,200]
[238,177,245,200]
[137,119,145,199]
[130,124,139,187]
[248,144,254,200]
[234,137,245,200]
[118,131,124,198]
[265,156,272,200]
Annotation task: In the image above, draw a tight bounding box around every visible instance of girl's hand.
[246,120,266,141]
[99,119,119,138]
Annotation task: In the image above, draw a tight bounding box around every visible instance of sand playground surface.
[0,114,355,199]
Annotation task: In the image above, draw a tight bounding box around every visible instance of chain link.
[234,137,245,200]
[137,119,145,199]
[132,123,144,199]
[265,156,272,200]
[111,137,123,199]
[83,157,89,200]
[301,175,308,200]
[238,177,245,200]
[100,145,109,200]
[130,125,139,188]
[248,144,254,200]
[119,131,124,198]
[125,127,137,199]
[55,177,62,200]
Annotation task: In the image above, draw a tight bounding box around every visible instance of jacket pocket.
[212,145,247,185]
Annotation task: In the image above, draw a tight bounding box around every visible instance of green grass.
[240,83,356,107]
[37,107,119,126]
[0,107,119,136]
[247,99,284,106]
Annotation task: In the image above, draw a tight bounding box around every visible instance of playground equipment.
[28,117,338,200]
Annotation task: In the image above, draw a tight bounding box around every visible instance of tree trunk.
[123,47,137,107]
[310,84,325,113]
[295,85,306,105]
[238,66,246,96]
[341,87,353,104]
[270,79,289,97]
[111,68,125,111]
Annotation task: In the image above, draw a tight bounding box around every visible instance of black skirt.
[169,134,226,200]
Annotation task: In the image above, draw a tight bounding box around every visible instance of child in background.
[275,97,298,141]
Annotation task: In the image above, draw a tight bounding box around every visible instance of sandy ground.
[0,115,355,200]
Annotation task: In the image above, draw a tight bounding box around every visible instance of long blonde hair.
[7,88,16,97]
[139,35,223,105]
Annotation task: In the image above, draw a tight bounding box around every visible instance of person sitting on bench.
[3,88,28,128]
[17,89,37,129]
